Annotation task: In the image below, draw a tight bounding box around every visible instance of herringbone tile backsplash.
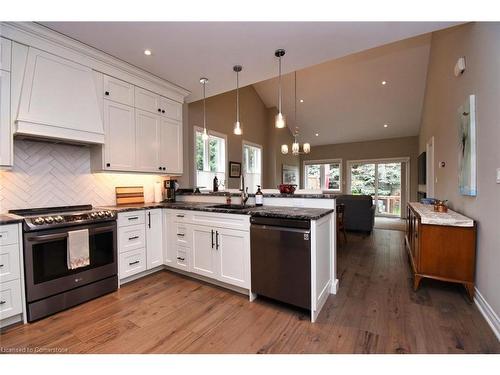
[0,140,165,212]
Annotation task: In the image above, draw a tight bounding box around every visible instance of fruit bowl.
[278,184,297,194]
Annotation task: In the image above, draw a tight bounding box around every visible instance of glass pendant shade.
[233,121,242,135]
[275,112,286,128]
[281,144,289,155]
[292,141,300,155]
[202,127,209,141]
[303,142,311,154]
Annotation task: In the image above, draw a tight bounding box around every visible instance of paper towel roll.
[154,182,162,203]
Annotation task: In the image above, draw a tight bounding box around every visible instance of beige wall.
[418,23,500,317]
[301,136,419,202]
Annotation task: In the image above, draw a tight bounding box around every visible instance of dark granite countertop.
[0,213,24,225]
[176,191,338,199]
[97,202,334,221]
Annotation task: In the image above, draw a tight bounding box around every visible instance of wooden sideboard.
[405,203,476,300]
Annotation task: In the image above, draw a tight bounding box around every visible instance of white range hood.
[14,47,104,144]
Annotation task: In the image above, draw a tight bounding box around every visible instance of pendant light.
[281,71,311,155]
[200,77,209,141]
[275,49,286,128]
[233,65,243,135]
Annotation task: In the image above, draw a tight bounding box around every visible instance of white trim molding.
[474,287,500,341]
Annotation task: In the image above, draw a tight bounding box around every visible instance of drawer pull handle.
[0,300,6,305]
[176,257,185,261]
[0,264,4,267]
[176,214,184,218]
[128,236,139,241]
[177,233,185,237]
[129,260,140,266]
[0,234,3,238]
[128,217,139,221]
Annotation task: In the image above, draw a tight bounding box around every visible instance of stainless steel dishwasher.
[250,216,311,310]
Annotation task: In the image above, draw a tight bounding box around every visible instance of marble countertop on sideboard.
[408,202,474,227]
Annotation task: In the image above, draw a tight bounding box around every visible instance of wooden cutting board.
[115,186,145,205]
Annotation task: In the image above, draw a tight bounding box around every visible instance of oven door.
[24,221,117,303]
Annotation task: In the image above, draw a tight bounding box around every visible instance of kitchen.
[0,22,337,334]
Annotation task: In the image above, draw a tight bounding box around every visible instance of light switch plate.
[497,168,500,183]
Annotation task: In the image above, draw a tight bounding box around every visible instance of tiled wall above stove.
[0,140,165,212]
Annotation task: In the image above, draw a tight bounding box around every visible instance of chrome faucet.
[240,175,249,206]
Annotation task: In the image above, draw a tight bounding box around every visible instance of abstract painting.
[458,94,477,196]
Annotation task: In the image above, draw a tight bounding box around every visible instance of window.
[243,142,262,194]
[304,160,342,192]
[195,128,226,190]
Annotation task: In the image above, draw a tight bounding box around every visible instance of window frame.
[302,158,343,192]
[242,140,263,193]
[193,126,228,190]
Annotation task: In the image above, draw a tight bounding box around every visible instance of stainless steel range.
[9,205,118,322]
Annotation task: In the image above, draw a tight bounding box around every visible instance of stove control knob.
[54,215,64,223]
[98,211,105,217]
[105,211,113,217]
[90,212,98,218]
[44,216,54,224]
[33,217,45,225]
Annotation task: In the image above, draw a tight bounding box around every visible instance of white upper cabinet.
[1,38,12,72]
[135,109,160,172]
[15,48,104,144]
[135,87,160,114]
[159,118,183,174]
[103,75,134,107]
[159,96,182,121]
[103,99,136,170]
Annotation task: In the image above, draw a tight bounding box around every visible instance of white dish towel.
[67,229,90,269]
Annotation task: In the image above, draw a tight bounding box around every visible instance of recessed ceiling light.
[381,80,387,85]
[315,133,319,136]
[144,49,152,56]
[384,124,388,128]
[300,99,304,103]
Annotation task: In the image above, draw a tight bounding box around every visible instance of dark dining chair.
[336,203,347,245]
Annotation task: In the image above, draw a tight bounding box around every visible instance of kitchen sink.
[210,204,255,210]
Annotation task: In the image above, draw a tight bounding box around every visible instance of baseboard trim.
[474,287,500,342]
[330,278,339,294]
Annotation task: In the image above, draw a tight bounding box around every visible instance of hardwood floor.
[1,229,498,353]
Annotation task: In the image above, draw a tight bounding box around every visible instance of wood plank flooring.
[1,229,498,353]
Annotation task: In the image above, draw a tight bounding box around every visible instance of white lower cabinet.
[119,248,147,279]
[163,210,250,290]
[145,209,163,269]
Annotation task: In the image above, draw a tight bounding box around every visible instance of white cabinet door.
[1,38,12,72]
[135,109,160,172]
[146,209,163,269]
[159,96,182,121]
[0,70,12,166]
[103,99,136,170]
[103,75,134,106]
[216,228,250,288]
[191,225,217,279]
[159,118,182,174]
[135,86,160,114]
[163,211,175,266]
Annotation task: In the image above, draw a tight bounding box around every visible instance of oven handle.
[27,225,115,242]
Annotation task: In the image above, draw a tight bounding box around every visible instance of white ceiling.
[253,34,432,146]
[40,22,458,103]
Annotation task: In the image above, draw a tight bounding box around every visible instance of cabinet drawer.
[118,224,146,253]
[0,244,20,283]
[0,224,18,246]
[175,248,189,270]
[118,211,145,227]
[192,211,250,231]
[135,86,160,114]
[173,223,192,248]
[119,248,146,279]
[159,96,182,121]
[0,279,22,320]
[103,75,134,106]
[171,210,193,224]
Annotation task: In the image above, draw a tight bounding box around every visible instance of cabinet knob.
[105,91,110,96]
[162,110,165,114]
[158,108,161,112]
[106,163,111,167]
[162,167,166,171]
[158,166,162,170]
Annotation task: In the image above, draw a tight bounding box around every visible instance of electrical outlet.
[497,168,500,184]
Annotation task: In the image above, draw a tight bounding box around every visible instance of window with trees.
[195,128,226,190]
[304,160,342,192]
[243,142,262,194]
